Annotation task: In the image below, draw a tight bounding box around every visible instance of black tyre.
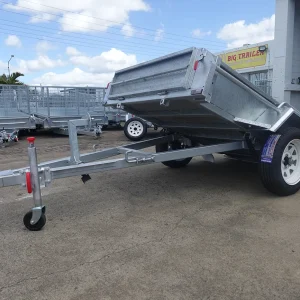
[23,211,46,231]
[124,117,147,141]
[156,141,192,168]
[260,127,300,196]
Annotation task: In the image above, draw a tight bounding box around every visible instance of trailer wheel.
[23,211,46,231]
[260,128,300,196]
[124,117,147,141]
[156,141,192,168]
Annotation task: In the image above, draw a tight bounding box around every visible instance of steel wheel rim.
[281,139,300,185]
[127,120,143,137]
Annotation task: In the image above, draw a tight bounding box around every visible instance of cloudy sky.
[0,0,275,86]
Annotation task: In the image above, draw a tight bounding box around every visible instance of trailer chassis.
[0,118,247,230]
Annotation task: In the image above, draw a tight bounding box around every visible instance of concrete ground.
[1,129,300,300]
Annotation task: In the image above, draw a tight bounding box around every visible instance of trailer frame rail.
[0,120,247,230]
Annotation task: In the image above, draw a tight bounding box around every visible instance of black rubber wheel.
[156,141,192,168]
[260,127,300,196]
[23,211,46,231]
[124,117,147,141]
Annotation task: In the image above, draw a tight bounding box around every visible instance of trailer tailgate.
[108,48,199,100]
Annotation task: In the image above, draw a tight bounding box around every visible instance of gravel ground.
[1,129,300,300]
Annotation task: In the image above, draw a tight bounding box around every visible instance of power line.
[0,22,176,55]
[11,0,196,39]
[0,26,225,58]
[0,30,171,57]
[0,18,224,53]
[0,6,223,49]
[0,0,226,47]
[0,28,185,57]
[6,0,225,45]
[0,6,224,49]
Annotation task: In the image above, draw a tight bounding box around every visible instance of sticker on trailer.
[261,135,281,163]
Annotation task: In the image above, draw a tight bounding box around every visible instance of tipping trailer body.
[105,48,299,141]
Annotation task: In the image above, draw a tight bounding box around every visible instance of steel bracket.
[125,151,154,164]
[39,167,52,187]
[117,103,124,109]
[160,98,170,107]
[31,206,46,225]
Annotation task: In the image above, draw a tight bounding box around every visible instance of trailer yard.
[1,130,300,300]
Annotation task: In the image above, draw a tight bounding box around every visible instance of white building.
[218,0,300,111]
[216,41,274,96]
[272,0,300,110]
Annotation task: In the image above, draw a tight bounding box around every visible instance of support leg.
[24,137,46,231]
[68,120,81,164]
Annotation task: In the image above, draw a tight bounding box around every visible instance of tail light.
[194,60,199,70]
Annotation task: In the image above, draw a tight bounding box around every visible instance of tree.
[0,72,24,85]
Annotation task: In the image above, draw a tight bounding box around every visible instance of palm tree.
[0,72,24,85]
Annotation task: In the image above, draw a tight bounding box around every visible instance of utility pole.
[8,55,14,77]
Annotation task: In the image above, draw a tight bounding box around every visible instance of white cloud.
[217,15,275,49]
[30,13,56,23]
[5,0,150,33]
[68,47,137,73]
[32,68,113,86]
[154,24,164,42]
[19,55,65,73]
[36,41,54,54]
[191,29,212,38]
[32,47,138,86]
[66,46,82,56]
[5,35,22,48]
[121,22,135,38]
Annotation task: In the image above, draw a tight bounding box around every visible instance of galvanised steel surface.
[105,106,127,125]
[0,85,108,129]
[0,136,246,188]
[105,48,300,140]
[0,85,36,129]
[4,48,300,229]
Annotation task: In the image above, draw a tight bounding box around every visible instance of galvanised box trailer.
[1,48,300,230]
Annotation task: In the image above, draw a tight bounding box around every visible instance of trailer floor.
[1,130,300,300]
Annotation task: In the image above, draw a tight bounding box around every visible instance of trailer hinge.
[160,98,170,107]
[117,103,124,109]
[244,133,258,160]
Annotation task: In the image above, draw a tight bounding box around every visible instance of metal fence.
[0,85,109,129]
[0,85,106,117]
[254,80,272,96]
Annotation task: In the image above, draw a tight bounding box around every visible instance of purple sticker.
[261,135,281,163]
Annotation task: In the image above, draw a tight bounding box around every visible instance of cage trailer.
[1,48,300,231]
